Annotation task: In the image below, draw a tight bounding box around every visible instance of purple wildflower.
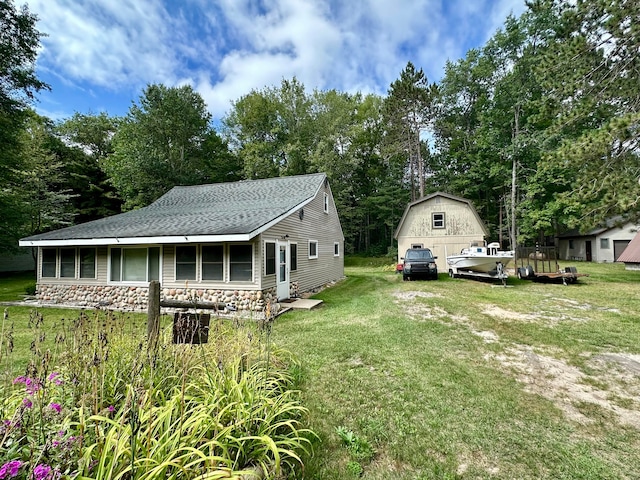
[0,460,23,479]
[107,405,115,412]
[49,403,62,414]
[47,372,63,386]
[22,398,33,409]
[32,464,52,480]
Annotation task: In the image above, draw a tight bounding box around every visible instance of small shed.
[557,218,638,262]
[394,192,489,272]
[616,233,640,270]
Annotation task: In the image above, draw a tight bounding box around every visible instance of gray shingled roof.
[21,173,326,243]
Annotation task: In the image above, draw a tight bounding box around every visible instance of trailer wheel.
[525,265,535,278]
[517,267,525,280]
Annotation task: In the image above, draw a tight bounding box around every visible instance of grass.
[1,262,639,478]
[0,271,35,302]
[272,260,640,479]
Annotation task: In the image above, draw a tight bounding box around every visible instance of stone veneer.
[36,283,281,314]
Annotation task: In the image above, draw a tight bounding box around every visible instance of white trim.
[334,242,340,257]
[308,239,318,259]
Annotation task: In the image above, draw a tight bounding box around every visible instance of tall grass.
[0,307,314,479]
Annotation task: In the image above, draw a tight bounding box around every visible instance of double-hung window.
[432,212,445,229]
[202,245,223,280]
[230,244,252,281]
[176,246,197,280]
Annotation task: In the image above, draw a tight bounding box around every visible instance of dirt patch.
[481,304,538,322]
[393,291,442,301]
[488,346,640,428]
[393,291,447,321]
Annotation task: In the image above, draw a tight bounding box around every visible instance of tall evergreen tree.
[382,62,436,201]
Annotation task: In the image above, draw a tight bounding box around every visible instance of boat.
[446,241,514,277]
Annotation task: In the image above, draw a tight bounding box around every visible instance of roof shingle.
[21,173,326,243]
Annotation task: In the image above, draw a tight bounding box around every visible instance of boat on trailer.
[447,241,514,283]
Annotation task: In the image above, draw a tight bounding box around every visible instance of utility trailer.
[515,246,589,285]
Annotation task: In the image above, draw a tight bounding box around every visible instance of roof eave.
[19,233,254,247]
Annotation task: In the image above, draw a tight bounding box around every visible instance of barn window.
[600,238,610,249]
[334,242,340,256]
[432,213,445,229]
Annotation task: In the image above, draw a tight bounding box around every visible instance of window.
[176,246,197,280]
[265,242,276,275]
[42,248,57,277]
[110,247,160,283]
[229,244,252,281]
[324,193,329,213]
[290,243,297,271]
[202,245,223,280]
[334,242,340,256]
[79,248,96,278]
[60,248,76,278]
[432,213,445,229]
[309,240,318,259]
[600,238,610,249]
[122,248,147,282]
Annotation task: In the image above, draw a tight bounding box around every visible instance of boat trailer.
[448,261,510,286]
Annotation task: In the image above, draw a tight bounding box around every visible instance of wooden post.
[147,280,160,344]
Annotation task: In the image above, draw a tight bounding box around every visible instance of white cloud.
[28,0,527,120]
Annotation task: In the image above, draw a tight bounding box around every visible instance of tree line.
[2,0,638,257]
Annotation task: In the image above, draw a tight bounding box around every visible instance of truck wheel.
[403,274,410,281]
[449,269,455,278]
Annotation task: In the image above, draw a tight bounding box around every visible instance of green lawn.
[0,270,35,302]
[1,263,638,478]
[273,261,640,479]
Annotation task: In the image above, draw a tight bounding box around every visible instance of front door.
[585,240,592,262]
[277,241,290,300]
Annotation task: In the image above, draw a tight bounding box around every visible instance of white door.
[277,241,290,300]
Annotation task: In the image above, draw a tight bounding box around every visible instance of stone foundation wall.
[36,283,276,314]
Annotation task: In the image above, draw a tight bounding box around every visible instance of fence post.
[147,280,160,344]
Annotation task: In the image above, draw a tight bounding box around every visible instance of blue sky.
[26,0,527,123]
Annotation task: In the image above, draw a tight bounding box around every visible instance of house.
[19,173,344,312]
[394,192,490,272]
[557,218,638,262]
[612,233,640,270]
